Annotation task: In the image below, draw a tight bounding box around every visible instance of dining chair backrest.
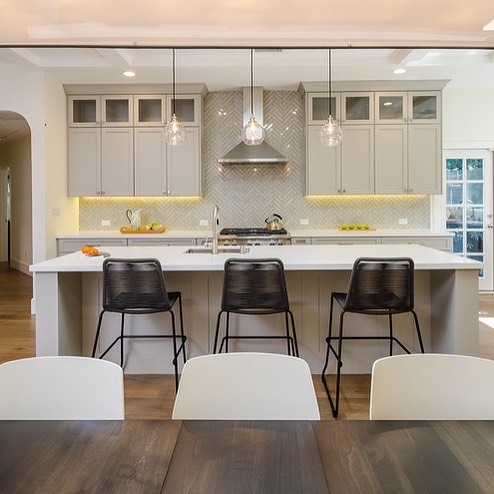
[370,353,494,420]
[0,356,125,420]
[172,352,320,420]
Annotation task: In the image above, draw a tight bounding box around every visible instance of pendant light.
[320,49,343,147]
[242,49,265,146]
[165,48,185,146]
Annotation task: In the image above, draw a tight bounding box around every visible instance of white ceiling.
[1,0,494,145]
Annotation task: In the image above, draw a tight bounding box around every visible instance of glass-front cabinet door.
[306,93,341,124]
[375,92,407,124]
[166,95,200,126]
[134,95,165,126]
[101,96,133,126]
[68,96,100,127]
[341,93,373,124]
[408,91,441,124]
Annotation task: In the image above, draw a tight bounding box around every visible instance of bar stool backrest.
[344,257,414,314]
[102,258,172,313]
[221,258,290,314]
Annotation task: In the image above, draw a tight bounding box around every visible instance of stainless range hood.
[218,88,288,164]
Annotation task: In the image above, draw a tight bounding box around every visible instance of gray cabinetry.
[303,85,443,196]
[67,86,204,198]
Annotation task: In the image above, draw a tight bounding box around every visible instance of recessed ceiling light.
[123,71,136,78]
[392,68,406,75]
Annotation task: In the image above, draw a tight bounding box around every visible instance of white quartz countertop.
[289,229,453,238]
[58,230,207,239]
[31,244,481,273]
[57,229,452,240]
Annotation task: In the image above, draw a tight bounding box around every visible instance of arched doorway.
[0,111,31,269]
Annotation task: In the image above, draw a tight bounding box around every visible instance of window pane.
[466,232,483,253]
[379,96,403,120]
[466,159,483,180]
[447,207,463,229]
[467,183,483,204]
[467,255,484,277]
[412,95,437,120]
[446,183,463,204]
[453,231,463,253]
[466,207,483,229]
[446,158,463,180]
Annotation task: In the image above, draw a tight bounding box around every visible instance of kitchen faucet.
[211,205,220,254]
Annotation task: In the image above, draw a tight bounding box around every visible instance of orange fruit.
[82,245,90,254]
[90,247,99,256]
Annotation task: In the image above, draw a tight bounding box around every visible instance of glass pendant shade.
[320,115,343,147]
[321,49,343,147]
[166,114,185,145]
[242,114,265,145]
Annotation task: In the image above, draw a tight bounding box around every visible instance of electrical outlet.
[399,218,408,225]
[101,220,110,227]
[300,219,309,225]
[199,219,208,226]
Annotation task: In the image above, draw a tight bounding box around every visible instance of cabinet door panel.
[101,128,134,196]
[306,126,339,195]
[340,125,374,195]
[135,128,166,196]
[68,128,101,197]
[166,127,201,196]
[375,125,407,195]
[408,125,441,194]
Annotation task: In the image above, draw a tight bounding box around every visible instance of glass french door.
[444,150,493,291]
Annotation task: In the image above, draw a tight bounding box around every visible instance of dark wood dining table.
[0,419,493,493]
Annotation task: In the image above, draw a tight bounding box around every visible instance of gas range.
[218,228,291,246]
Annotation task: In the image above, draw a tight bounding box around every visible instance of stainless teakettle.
[265,213,283,231]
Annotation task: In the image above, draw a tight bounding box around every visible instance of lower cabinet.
[57,237,197,255]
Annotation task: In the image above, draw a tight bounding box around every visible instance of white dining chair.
[172,352,320,420]
[370,353,494,420]
[0,356,125,420]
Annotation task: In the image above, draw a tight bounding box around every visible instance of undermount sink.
[185,246,250,254]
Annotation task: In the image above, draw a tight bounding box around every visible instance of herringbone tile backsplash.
[80,90,430,231]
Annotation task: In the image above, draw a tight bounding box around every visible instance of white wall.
[443,88,494,145]
[0,64,75,264]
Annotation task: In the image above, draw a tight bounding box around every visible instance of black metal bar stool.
[321,257,425,418]
[213,258,299,356]
[91,258,187,391]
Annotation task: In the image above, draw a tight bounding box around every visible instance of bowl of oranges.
[81,245,109,257]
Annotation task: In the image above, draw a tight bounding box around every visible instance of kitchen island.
[30,244,480,373]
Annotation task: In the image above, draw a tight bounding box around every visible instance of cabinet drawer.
[127,238,196,247]
[311,237,380,245]
[57,238,127,255]
[381,236,452,252]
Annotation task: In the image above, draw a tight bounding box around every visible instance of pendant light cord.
[172,48,176,116]
[250,49,254,116]
[328,48,332,118]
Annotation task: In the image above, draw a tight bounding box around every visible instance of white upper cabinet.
[134,95,165,127]
[134,127,202,197]
[375,91,441,124]
[303,84,443,196]
[306,93,341,124]
[341,93,374,124]
[166,95,201,126]
[67,86,204,198]
[68,95,133,127]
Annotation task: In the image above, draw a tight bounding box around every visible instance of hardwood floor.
[2,263,494,420]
